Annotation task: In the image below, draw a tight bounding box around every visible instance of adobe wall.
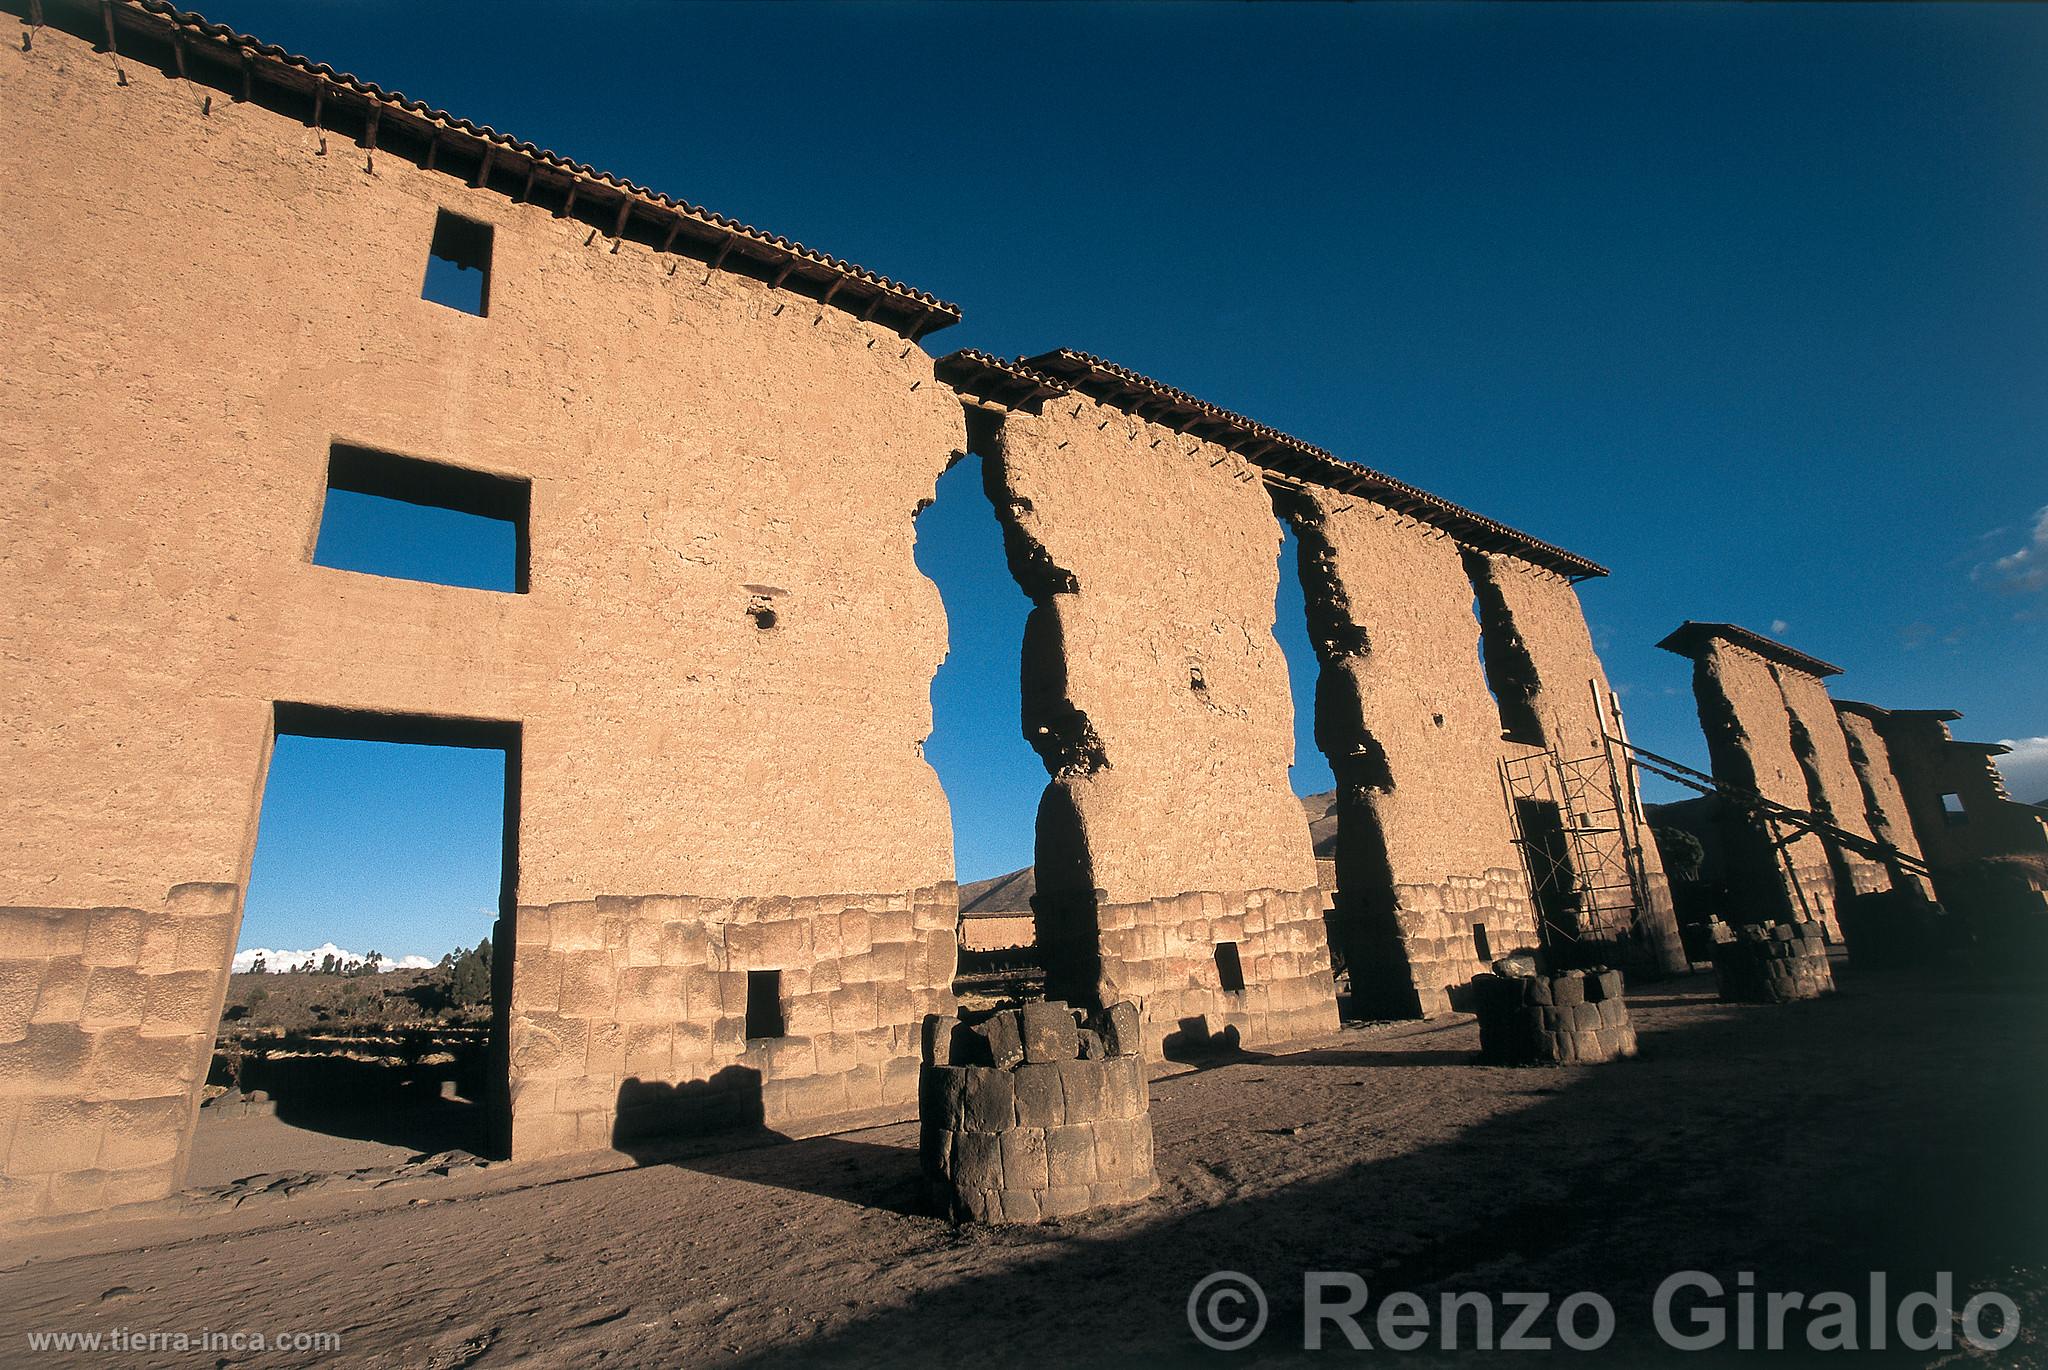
[1466,555,1687,973]
[979,401,1338,1059]
[1278,492,1539,1018]
[1682,643,1848,934]
[1871,714,2048,874]
[1773,672,1889,899]
[0,26,960,1221]
[1834,708,1931,898]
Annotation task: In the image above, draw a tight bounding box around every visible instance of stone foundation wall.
[1350,870,1541,1020]
[921,1002,1155,1224]
[510,886,956,1154]
[1472,966,1638,1065]
[1711,921,1835,1002]
[0,885,238,1224]
[1085,887,1342,1058]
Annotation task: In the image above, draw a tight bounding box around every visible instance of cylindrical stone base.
[918,1000,1157,1224]
[1472,966,1638,1065]
[1711,920,1835,1002]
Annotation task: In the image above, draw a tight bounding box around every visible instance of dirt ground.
[5,959,2045,1368]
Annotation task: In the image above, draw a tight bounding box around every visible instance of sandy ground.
[4,960,2045,1368]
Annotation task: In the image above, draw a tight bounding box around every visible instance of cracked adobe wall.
[1773,671,1888,901]
[1465,555,1687,973]
[1834,706,1932,898]
[1677,640,1850,934]
[0,25,960,1223]
[979,399,1337,1059]
[1279,493,1539,1019]
[1868,712,2048,874]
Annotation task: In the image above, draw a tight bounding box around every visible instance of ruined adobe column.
[1657,624,1888,938]
[1465,553,1688,975]
[1275,491,1543,1018]
[961,352,1339,1061]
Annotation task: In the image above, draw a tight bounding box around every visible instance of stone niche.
[1711,921,1835,1002]
[1471,963,1638,1065]
[918,1001,1156,1224]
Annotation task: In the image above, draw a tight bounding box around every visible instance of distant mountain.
[232,943,437,973]
[958,790,1338,917]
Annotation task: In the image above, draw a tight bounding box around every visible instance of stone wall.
[1278,492,1540,1018]
[0,21,961,1221]
[1710,921,1835,1003]
[1471,965,1638,1065]
[1468,555,1687,973]
[980,397,1337,1058]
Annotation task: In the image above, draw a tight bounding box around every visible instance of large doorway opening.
[197,705,520,1187]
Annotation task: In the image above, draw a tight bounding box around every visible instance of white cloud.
[1975,506,2048,594]
[1770,619,1789,635]
[1997,737,2048,806]
[232,943,438,973]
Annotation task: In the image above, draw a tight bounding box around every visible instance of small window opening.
[422,209,493,316]
[745,969,786,1039]
[1472,922,1493,962]
[314,444,530,593]
[1214,941,1246,993]
[746,596,779,631]
[1941,792,1969,826]
[1189,666,1208,693]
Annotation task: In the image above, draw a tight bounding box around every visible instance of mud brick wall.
[1869,712,2048,876]
[980,397,1337,1058]
[1680,641,1850,936]
[1711,921,1835,1003]
[1774,671,1889,899]
[921,1002,1156,1224]
[1,23,960,1221]
[1834,705,1932,900]
[1278,492,1542,1019]
[1467,555,1687,973]
[1472,966,1638,1065]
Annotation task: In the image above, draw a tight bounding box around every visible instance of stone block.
[622,1023,675,1078]
[82,910,146,969]
[582,1019,629,1079]
[830,982,881,1032]
[7,1098,104,1174]
[0,1023,92,1098]
[921,1123,954,1178]
[999,1126,1049,1191]
[1046,1124,1099,1189]
[166,883,238,922]
[1040,1184,1093,1219]
[140,970,221,1038]
[99,1160,178,1211]
[556,953,619,1019]
[960,1067,1015,1134]
[997,1186,1044,1224]
[1102,1001,1143,1058]
[882,1053,920,1106]
[1551,974,1586,1007]
[95,1095,188,1170]
[952,1130,1003,1191]
[80,968,152,1030]
[1019,1002,1079,1064]
[1012,1062,1064,1128]
[0,960,41,1042]
[170,915,235,975]
[974,1011,1025,1070]
[511,1016,589,1079]
[30,959,88,1025]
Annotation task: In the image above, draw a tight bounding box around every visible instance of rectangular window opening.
[1941,792,1969,825]
[1472,922,1493,963]
[422,209,493,316]
[314,443,530,593]
[1214,941,1247,993]
[745,969,786,1040]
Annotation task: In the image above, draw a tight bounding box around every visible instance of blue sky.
[216,2,2048,958]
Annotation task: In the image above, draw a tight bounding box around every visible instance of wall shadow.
[709,977,2048,1367]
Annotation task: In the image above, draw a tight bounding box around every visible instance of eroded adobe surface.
[979,395,1338,1058]
[1278,492,1539,1018]
[0,17,961,1220]
[1466,554,1687,973]
[1834,704,1932,898]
